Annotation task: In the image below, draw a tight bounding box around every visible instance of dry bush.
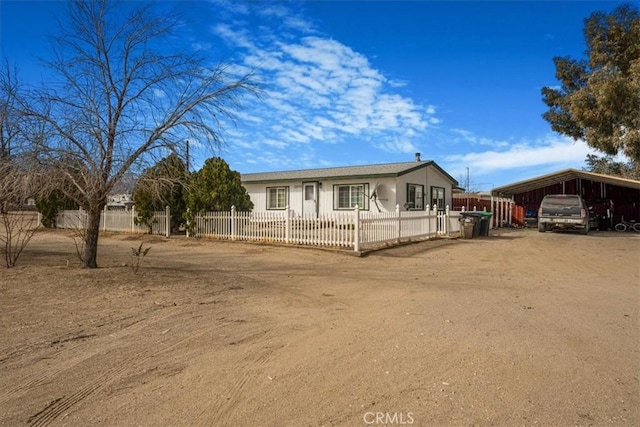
[0,162,42,267]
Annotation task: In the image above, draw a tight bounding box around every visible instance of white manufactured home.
[241,154,459,216]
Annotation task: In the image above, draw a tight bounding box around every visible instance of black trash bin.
[478,212,492,236]
[461,211,492,237]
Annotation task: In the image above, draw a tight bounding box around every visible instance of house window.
[334,183,369,210]
[304,184,314,201]
[267,186,289,210]
[407,184,424,210]
[430,186,445,210]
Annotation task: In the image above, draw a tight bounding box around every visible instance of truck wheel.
[580,224,589,235]
[538,223,546,233]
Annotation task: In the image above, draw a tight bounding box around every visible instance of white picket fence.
[192,205,461,252]
[54,205,460,252]
[55,207,170,237]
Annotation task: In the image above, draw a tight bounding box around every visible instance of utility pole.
[466,167,470,210]
[186,140,190,172]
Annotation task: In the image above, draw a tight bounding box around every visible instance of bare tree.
[24,0,255,267]
[0,59,21,161]
[0,61,43,267]
[0,161,43,268]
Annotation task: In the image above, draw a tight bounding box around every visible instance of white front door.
[303,182,318,216]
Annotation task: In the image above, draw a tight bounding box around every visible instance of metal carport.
[491,169,640,227]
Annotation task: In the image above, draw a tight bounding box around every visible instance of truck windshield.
[543,197,580,207]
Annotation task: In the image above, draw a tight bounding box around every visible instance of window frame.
[266,186,289,210]
[406,183,425,210]
[333,183,369,210]
[430,186,445,211]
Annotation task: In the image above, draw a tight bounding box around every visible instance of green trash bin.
[461,211,492,237]
[478,212,493,236]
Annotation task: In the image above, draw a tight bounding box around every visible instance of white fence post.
[490,195,494,229]
[231,205,236,240]
[131,205,136,233]
[285,206,291,244]
[165,205,170,237]
[103,206,107,232]
[354,205,360,252]
[78,207,83,229]
[396,204,401,241]
[445,205,450,235]
[186,208,190,238]
[432,204,437,234]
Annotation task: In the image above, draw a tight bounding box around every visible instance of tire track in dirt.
[28,333,188,427]
[20,304,225,426]
[186,326,288,427]
[0,308,160,405]
[0,312,155,408]
[4,277,253,426]
[0,368,64,407]
[0,335,104,407]
[205,348,278,426]
[25,342,160,426]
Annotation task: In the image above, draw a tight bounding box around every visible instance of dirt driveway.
[1,228,638,426]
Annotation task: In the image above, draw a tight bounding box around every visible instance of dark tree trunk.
[82,208,101,268]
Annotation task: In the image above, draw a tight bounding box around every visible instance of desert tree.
[584,153,640,178]
[24,0,255,267]
[541,3,640,177]
[35,188,78,228]
[132,153,188,233]
[187,157,253,214]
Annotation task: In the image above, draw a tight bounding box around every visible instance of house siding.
[396,169,429,209]
[426,168,454,209]
[242,162,456,215]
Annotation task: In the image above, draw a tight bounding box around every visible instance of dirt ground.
[0,228,638,426]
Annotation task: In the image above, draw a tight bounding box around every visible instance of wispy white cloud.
[375,137,416,154]
[211,23,254,50]
[441,134,597,179]
[450,129,510,148]
[257,4,289,19]
[191,0,600,185]
[209,3,438,164]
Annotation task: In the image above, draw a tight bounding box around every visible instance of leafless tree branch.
[20,0,256,267]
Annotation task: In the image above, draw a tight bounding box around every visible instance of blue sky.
[0,1,625,190]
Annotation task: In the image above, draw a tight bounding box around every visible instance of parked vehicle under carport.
[538,194,590,235]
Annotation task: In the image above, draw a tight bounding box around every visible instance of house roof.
[241,160,458,185]
[491,168,640,196]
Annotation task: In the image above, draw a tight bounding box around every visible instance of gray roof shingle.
[241,160,458,184]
